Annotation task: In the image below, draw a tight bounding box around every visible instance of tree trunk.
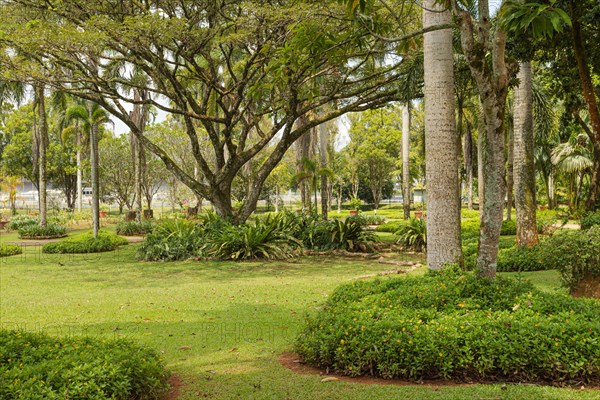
[319,123,329,220]
[76,130,83,213]
[547,169,555,209]
[513,61,538,247]
[568,0,600,211]
[423,0,462,269]
[131,89,148,222]
[402,103,411,220]
[477,115,485,210]
[464,119,474,210]
[35,84,48,228]
[506,125,514,221]
[89,105,100,238]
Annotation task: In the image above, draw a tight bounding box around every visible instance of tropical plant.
[137,219,203,261]
[395,217,426,252]
[330,217,377,252]
[42,231,128,253]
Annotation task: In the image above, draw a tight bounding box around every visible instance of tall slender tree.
[402,102,411,220]
[423,0,462,269]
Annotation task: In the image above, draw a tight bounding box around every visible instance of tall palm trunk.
[319,123,329,220]
[506,126,514,221]
[76,128,83,212]
[464,119,474,209]
[513,62,538,247]
[477,113,485,210]
[35,83,48,227]
[402,103,411,220]
[89,103,100,238]
[423,0,462,269]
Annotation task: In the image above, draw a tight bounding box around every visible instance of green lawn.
[0,243,596,399]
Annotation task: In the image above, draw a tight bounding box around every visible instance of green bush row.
[116,220,155,236]
[295,268,600,384]
[0,244,21,257]
[7,215,38,231]
[137,212,378,262]
[581,211,600,230]
[0,329,169,400]
[42,231,128,254]
[18,224,67,239]
[375,221,403,233]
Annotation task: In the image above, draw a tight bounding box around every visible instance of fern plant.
[395,218,427,252]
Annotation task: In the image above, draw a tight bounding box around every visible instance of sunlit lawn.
[0,241,595,399]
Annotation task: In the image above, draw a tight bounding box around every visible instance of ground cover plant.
[581,211,600,230]
[6,215,38,231]
[42,231,128,254]
[18,223,67,239]
[0,329,169,400]
[1,244,598,399]
[0,244,21,257]
[295,267,600,385]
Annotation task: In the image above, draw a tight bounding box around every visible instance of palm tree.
[552,134,593,212]
[513,62,539,247]
[65,102,110,238]
[422,0,462,269]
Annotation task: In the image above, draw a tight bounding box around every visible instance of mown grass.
[0,240,596,399]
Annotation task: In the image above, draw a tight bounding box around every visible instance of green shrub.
[0,329,169,400]
[497,245,545,272]
[7,215,38,231]
[295,269,600,384]
[536,209,559,234]
[461,218,480,239]
[461,209,480,220]
[581,211,600,230]
[359,214,386,225]
[542,226,600,292]
[137,218,203,261]
[201,214,301,260]
[43,231,128,254]
[375,221,403,233]
[500,219,516,236]
[0,244,21,257]
[116,220,155,236]
[395,218,426,252]
[330,216,378,252]
[18,224,67,239]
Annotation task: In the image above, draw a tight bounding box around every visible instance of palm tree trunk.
[89,104,100,238]
[319,123,329,220]
[402,103,411,220]
[35,84,48,227]
[464,120,474,209]
[76,130,83,212]
[423,0,462,269]
[513,61,538,247]
[477,115,485,210]
[506,125,514,221]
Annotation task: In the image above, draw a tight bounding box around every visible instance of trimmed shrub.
[581,211,600,230]
[461,209,480,220]
[295,269,600,384]
[116,220,155,236]
[497,245,545,272]
[375,221,403,233]
[18,224,67,239]
[500,219,516,236]
[0,244,21,257]
[543,226,600,292]
[0,329,169,400]
[7,215,38,231]
[461,218,480,239]
[137,218,204,261]
[394,218,426,252]
[43,231,128,254]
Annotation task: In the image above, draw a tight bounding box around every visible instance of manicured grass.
[0,245,597,399]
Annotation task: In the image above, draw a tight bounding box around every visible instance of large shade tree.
[0,0,408,223]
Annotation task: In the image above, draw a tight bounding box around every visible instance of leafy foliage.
[581,211,600,230]
[296,268,600,384]
[0,329,169,400]
[375,221,403,233]
[0,244,21,257]
[137,219,204,261]
[7,215,38,231]
[201,214,301,260]
[501,219,517,236]
[395,218,426,252]
[116,220,155,236]
[536,209,559,234]
[18,224,67,239]
[330,216,378,252]
[42,231,128,254]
